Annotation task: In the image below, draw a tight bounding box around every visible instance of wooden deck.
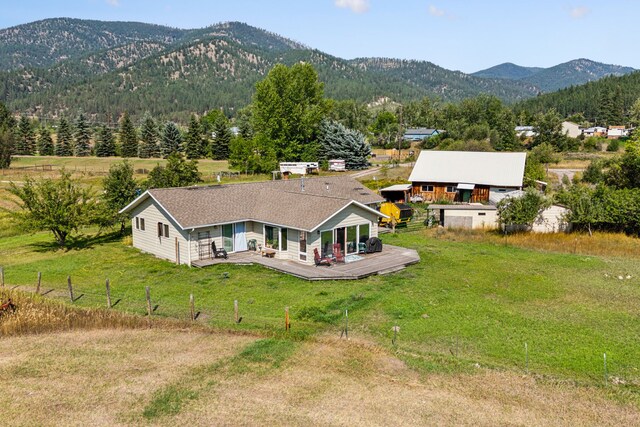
[191,244,420,280]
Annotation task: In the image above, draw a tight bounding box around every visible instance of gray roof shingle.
[128,176,383,231]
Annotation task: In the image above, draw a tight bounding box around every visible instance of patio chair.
[313,248,332,267]
[211,241,228,259]
[332,243,345,264]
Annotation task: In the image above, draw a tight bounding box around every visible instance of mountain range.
[472,59,635,92]
[0,18,636,121]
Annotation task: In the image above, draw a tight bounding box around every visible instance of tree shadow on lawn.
[30,230,125,253]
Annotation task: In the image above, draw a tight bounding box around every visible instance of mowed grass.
[1,226,640,402]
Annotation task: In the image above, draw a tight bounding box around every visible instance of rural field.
[1,157,640,424]
[1,221,640,424]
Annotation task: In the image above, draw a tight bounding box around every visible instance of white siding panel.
[130,198,189,264]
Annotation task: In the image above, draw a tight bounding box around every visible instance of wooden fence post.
[190,293,195,321]
[234,300,239,323]
[145,286,152,316]
[1,266,4,287]
[67,276,74,302]
[285,306,290,331]
[36,272,42,294]
[106,279,111,308]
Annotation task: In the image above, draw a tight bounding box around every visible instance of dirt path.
[549,168,583,182]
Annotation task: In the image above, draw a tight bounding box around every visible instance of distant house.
[408,151,527,203]
[562,121,582,138]
[515,126,536,138]
[403,128,442,141]
[120,176,385,266]
[607,126,629,139]
[582,126,607,138]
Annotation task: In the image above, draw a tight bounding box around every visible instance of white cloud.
[570,6,590,19]
[106,0,120,7]
[334,0,370,14]
[428,5,446,17]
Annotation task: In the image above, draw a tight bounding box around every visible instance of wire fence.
[0,266,636,389]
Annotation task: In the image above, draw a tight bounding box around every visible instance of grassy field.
[1,225,639,407]
[2,323,638,425]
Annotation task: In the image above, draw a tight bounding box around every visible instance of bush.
[607,139,621,152]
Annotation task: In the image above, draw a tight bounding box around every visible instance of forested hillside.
[515,72,640,124]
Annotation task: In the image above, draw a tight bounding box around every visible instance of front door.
[222,224,234,253]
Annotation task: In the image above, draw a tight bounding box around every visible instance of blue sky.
[2,0,637,73]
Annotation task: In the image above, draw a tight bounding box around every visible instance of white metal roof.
[409,151,526,187]
[379,184,412,192]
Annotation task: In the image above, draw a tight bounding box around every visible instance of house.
[408,151,527,203]
[562,121,582,139]
[403,128,442,141]
[582,126,607,138]
[515,126,536,138]
[607,126,629,139]
[120,176,386,266]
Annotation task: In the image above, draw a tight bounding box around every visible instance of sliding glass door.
[222,224,234,252]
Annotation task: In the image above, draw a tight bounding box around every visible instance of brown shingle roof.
[134,176,383,231]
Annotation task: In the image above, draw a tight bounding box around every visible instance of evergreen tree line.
[5,110,234,160]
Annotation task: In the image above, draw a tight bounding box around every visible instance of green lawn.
[1,227,639,402]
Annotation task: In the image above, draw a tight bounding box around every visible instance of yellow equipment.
[379,202,413,226]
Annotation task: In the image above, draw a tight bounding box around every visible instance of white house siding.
[130,197,190,265]
[532,205,571,233]
[306,204,380,264]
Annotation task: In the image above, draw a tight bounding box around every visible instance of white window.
[421,185,434,192]
[446,186,456,193]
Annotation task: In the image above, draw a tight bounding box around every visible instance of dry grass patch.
[428,228,640,259]
[0,328,637,426]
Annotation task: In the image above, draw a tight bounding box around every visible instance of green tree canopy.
[95,125,116,157]
[102,160,138,233]
[138,112,160,158]
[74,113,92,156]
[36,126,54,156]
[211,115,231,160]
[251,63,328,161]
[119,112,138,158]
[318,120,371,170]
[497,188,551,233]
[55,118,73,156]
[7,170,98,246]
[16,115,36,155]
[160,121,182,158]
[146,152,201,189]
[184,114,205,159]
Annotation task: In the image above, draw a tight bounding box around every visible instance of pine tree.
[16,115,36,155]
[318,120,371,170]
[184,115,204,159]
[95,125,116,157]
[160,121,182,158]
[211,115,231,160]
[138,113,160,158]
[55,118,73,156]
[119,112,138,158]
[37,127,54,156]
[74,113,91,156]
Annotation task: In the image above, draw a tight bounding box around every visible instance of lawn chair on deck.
[313,248,332,267]
[332,243,345,264]
[212,241,228,259]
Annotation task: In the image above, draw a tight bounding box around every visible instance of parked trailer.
[328,159,346,172]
